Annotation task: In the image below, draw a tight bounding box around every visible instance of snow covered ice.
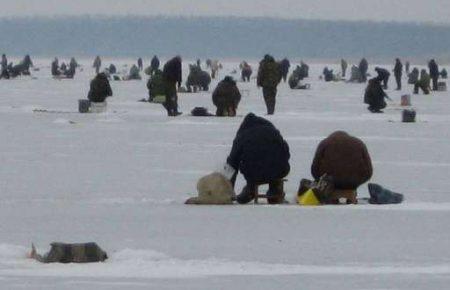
[0,58,449,289]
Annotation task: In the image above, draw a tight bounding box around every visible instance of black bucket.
[402,109,416,123]
[78,99,91,113]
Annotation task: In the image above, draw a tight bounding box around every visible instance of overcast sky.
[1,0,449,24]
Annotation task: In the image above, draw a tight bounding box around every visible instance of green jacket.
[257,56,282,88]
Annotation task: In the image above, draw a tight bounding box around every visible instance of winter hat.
[185,172,235,205]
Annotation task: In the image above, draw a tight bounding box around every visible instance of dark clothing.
[394,59,403,90]
[375,67,390,89]
[263,87,277,115]
[64,62,76,78]
[365,78,387,112]
[93,57,102,74]
[359,58,368,82]
[109,64,117,74]
[87,73,112,103]
[137,58,143,70]
[51,60,60,76]
[429,60,439,91]
[212,76,241,116]
[279,58,290,82]
[186,65,211,91]
[241,64,252,82]
[162,57,182,116]
[151,56,160,74]
[323,67,334,82]
[257,55,282,115]
[311,131,373,190]
[408,68,419,84]
[227,113,290,185]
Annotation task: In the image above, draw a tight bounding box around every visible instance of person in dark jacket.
[374,67,390,89]
[226,113,290,204]
[240,61,252,82]
[393,58,403,90]
[51,58,60,76]
[364,77,387,113]
[405,61,410,75]
[279,58,290,82]
[93,56,102,74]
[300,61,309,78]
[108,64,117,74]
[323,67,334,82]
[428,59,439,91]
[137,57,143,71]
[1,54,9,79]
[359,58,369,82]
[87,72,112,103]
[162,56,182,116]
[408,67,419,84]
[441,68,448,79]
[212,76,241,116]
[311,131,372,204]
[257,54,282,115]
[150,55,160,75]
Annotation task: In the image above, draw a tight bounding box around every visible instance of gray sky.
[1,0,449,24]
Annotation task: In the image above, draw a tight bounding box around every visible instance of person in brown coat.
[311,131,373,203]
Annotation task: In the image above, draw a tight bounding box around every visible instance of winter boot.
[368,183,404,204]
[236,183,257,204]
[266,179,285,204]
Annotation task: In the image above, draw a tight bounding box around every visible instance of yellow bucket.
[298,189,321,206]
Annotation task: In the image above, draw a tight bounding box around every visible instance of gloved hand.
[220,163,236,181]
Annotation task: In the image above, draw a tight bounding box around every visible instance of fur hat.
[185,172,235,205]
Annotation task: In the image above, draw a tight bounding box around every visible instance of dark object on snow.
[311,131,372,191]
[30,242,108,263]
[78,99,91,113]
[402,109,416,123]
[227,113,290,204]
[88,73,112,103]
[368,183,404,204]
[191,107,214,116]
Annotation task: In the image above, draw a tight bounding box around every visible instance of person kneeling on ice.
[414,69,431,95]
[225,113,290,204]
[309,131,372,204]
[29,242,108,263]
[88,72,112,103]
[212,76,241,117]
[364,77,389,113]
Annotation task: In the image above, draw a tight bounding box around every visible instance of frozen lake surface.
[0,58,449,289]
